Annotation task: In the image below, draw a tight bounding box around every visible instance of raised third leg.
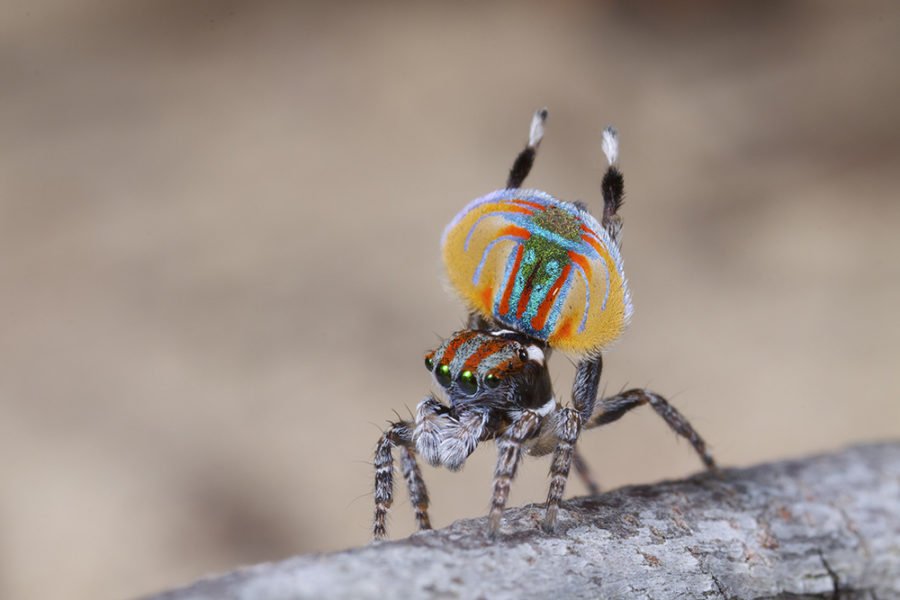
[585,388,716,470]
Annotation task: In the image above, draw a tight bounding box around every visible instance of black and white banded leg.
[488,410,543,536]
[572,354,603,423]
[542,407,581,531]
[506,108,548,189]
[531,354,604,533]
[600,126,625,243]
[373,421,432,540]
[585,388,717,470]
[572,448,601,495]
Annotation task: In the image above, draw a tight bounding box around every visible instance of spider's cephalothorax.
[373,109,717,541]
[417,330,554,469]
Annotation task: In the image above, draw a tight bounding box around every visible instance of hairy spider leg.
[373,421,432,540]
[584,388,718,471]
[488,409,543,537]
[539,127,629,531]
[600,126,625,242]
[506,108,548,189]
[542,407,581,531]
[572,354,604,422]
[572,448,601,495]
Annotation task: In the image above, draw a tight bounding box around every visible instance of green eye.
[436,363,451,387]
[485,373,500,388]
[424,356,434,371]
[459,370,478,395]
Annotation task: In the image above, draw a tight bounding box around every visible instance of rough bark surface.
[148,443,900,600]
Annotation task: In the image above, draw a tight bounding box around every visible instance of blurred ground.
[1,1,899,598]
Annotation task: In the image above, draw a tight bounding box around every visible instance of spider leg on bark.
[373,421,431,540]
[488,409,543,536]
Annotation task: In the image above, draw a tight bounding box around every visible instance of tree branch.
[148,443,900,600]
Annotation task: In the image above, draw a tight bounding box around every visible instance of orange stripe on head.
[462,337,506,372]
[489,356,519,377]
[531,263,571,331]
[440,330,478,365]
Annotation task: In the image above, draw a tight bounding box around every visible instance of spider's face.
[424,330,549,410]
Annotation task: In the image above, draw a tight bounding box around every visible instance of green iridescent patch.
[521,238,569,289]
[532,206,581,241]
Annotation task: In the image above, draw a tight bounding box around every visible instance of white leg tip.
[529,108,549,148]
[601,126,619,165]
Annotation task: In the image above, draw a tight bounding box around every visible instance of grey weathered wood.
[147,443,900,600]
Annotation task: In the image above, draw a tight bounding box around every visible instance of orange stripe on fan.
[581,234,603,255]
[478,286,493,314]
[510,199,546,210]
[568,251,593,280]
[479,202,534,216]
[499,244,524,316]
[497,224,530,239]
[531,263,571,331]
[555,316,574,342]
[516,283,533,320]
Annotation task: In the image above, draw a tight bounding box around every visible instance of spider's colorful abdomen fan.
[441,189,632,356]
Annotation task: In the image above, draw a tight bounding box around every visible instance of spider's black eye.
[436,363,452,387]
[485,373,500,388]
[458,370,478,395]
[424,356,434,371]
[517,348,528,361]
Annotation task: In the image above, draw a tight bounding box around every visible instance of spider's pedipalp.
[414,396,451,467]
[438,410,487,471]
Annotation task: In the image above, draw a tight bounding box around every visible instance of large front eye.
[458,370,478,395]
[436,363,452,387]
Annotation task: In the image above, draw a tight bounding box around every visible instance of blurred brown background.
[2,1,899,598]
